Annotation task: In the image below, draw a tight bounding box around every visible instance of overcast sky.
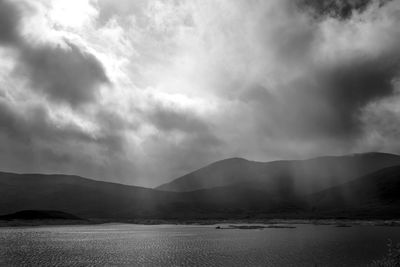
[0,0,399,187]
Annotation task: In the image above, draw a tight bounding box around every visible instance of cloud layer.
[0,0,399,186]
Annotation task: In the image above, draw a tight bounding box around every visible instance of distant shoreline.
[2,218,400,228]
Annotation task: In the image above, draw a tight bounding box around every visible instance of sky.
[0,0,399,187]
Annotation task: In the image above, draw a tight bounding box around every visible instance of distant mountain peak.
[156,152,400,193]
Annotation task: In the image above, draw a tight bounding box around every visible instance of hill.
[307,165,400,219]
[0,171,288,220]
[0,172,183,219]
[156,153,400,197]
[1,152,400,221]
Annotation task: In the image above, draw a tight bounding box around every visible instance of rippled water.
[0,223,400,266]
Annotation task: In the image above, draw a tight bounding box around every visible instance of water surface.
[1,223,400,266]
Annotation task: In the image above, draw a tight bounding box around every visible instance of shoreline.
[1,218,400,228]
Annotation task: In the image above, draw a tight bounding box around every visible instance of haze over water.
[1,224,400,266]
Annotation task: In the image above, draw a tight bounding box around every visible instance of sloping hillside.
[0,171,298,220]
[2,153,400,220]
[156,153,400,197]
[0,172,183,219]
[308,165,400,218]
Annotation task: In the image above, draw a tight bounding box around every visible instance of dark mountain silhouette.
[1,152,400,220]
[179,163,400,219]
[0,210,82,221]
[0,172,184,219]
[0,171,294,219]
[307,165,400,218]
[177,184,303,218]
[156,153,400,197]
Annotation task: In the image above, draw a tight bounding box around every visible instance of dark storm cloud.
[0,0,110,106]
[19,42,110,106]
[298,0,388,19]
[0,0,130,183]
[241,52,400,142]
[0,0,21,45]
[231,0,400,145]
[313,55,400,137]
[0,94,127,178]
[0,98,122,151]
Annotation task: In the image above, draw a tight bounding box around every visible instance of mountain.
[177,184,304,218]
[0,172,185,219]
[307,165,400,218]
[186,162,400,219]
[156,153,400,197]
[0,171,298,220]
[1,152,400,220]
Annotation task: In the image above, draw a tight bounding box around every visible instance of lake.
[0,223,400,266]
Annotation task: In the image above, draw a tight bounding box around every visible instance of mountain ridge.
[156,152,400,194]
[1,152,400,220]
